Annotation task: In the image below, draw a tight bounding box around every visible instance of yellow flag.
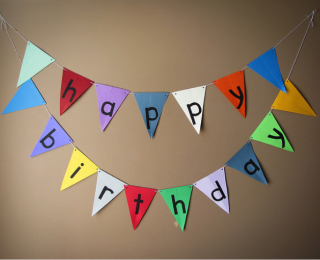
[272,79,316,116]
[61,148,98,191]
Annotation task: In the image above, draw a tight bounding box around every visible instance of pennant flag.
[60,68,94,115]
[159,185,193,231]
[214,71,246,118]
[31,116,73,157]
[172,86,206,134]
[95,83,130,131]
[134,92,169,139]
[124,185,157,230]
[17,41,55,88]
[2,79,46,114]
[226,142,267,185]
[194,167,229,213]
[251,112,294,152]
[272,79,316,116]
[248,48,286,93]
[92,169,127,216]
[61,148,98,191]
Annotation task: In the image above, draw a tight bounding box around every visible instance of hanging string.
[287,10,316,79]
[0,14,22,63]
[43,103,52,116]
[274,10,316,48]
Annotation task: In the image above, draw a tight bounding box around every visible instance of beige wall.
[0,0,320,258]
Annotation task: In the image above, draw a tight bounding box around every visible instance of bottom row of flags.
[61,135,271,231]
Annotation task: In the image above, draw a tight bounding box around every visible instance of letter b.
[40,128,56,149]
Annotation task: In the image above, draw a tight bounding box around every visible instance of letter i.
[70,163,84,178]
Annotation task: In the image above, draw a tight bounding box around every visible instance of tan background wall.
[0,0,320,258]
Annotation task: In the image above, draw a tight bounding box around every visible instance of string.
[288,10,316,79]
[274,10,316,48]
[43,103,51,116]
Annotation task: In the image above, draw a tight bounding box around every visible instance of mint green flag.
[251,112,294,152]
[17,41,55,87]
[159,185,193,231]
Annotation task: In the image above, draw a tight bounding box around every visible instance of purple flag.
[31,116,73,157]
[95,83,130,131]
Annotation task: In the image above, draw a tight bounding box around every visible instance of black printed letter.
[145,107,158,129]
[101,102,115,116]
[134,194,144,214]
[244,159,260,175]
[98,186,114,199]
[40,128,56,149]
[268,128,285,148]
[186,102,202,125]
[62,79,76,103]
[229,86,244,109]
[172,195,186,215]
[211,181,226,201]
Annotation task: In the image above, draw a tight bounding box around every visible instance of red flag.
[214,70,246,118]
[60,68,94,115]
[124,185,157,230]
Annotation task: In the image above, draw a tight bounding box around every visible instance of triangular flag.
[214,71,246,118]
[60,148,98,191]
[60,68,94,115]
[172,86,206,134]
[194,167,230,213]
[124,185,157,230]
[95,83,130,131]
[17,41,55,87]
[272,79,316,116]
[248,48,286,93]
[159,185,193,231]
[2,79,46,114]
[226,142,267,185]
[251,112,294,152]
[31,116,73,157]
[92,169,127,216]
[134,92,169,139]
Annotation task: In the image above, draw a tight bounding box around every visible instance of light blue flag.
[248,48,286,93]
[134,92,169,139]
[226,141,267,185]
[30,116,73,157]
[2,79,46,114]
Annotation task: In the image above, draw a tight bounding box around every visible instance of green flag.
[17,41,55,87]
[251,112,293,152]
[159,185,193,231]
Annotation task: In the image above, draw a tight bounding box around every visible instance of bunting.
[124,185,157,230]
[272,79,316,116]
[31,116,73,157]
[172,86,206,134]
[251,112,294,152]
[159,185,193,231]
[2,79,46,114]
[16,41,55,88]
[214,71,246,118]
[95,83,130,131]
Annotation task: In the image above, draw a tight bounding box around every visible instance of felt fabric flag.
[172,86,206,134]
[124,185,157,230]
[271,79,316,116]
[30,116,73,157]
[226,142,267,185]
[95,83,130,131]
[214,71,246,118]
[2,79,46,114]
[194,167,229,213]
[134,92,169,139]
[60,68,94,115]
[60,148,98,191]
[92,169,127,216]
[248,48,286,93]
[251,112,294,152]
[16,41,55,88]
[159,185,193,231]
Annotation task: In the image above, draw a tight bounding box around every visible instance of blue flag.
[2,79,46,114]
[134,92,169,139]
[226,142,267,185]
[248,48,286,93]
[31,116,73,157]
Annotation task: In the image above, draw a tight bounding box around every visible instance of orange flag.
[214,70,246,118]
